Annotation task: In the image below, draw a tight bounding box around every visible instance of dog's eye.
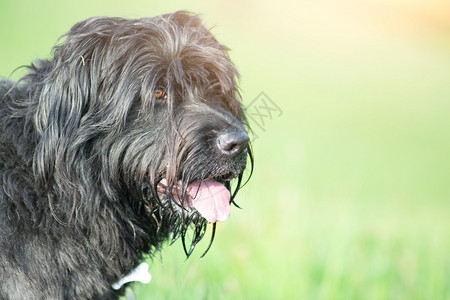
[153,88,166,100]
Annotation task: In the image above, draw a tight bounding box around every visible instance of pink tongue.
[187,180,231,223]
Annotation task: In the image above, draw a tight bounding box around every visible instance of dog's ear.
[32,54,90,190]
[32,17,125,190]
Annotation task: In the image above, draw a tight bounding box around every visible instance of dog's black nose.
[217,130,249,156]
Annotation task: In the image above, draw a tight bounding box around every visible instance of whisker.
[200,223,216,259]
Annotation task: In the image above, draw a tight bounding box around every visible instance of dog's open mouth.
[157,179,231,223]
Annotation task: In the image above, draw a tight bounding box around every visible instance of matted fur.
[0,11,251,299]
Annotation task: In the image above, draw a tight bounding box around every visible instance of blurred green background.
[2,0,450,299]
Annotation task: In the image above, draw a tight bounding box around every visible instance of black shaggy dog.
[0,11,252,299]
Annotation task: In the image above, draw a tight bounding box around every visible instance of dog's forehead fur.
[50,11,242,118]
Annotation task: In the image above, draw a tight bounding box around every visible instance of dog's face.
[30,11,251,256]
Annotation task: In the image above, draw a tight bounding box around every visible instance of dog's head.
[27,11,252,256]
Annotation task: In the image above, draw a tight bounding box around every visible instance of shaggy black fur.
[0,11,252,299]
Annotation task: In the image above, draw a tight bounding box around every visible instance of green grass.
[128,201,450,299]
[1,1,450,299]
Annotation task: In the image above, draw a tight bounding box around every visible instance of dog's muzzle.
[156,128,249,223]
